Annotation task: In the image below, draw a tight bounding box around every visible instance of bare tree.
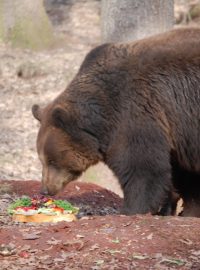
[101,0,174,42]
[0,0,54,50]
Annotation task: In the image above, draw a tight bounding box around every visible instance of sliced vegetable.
[44,199,53,206]
[37,208,57,215]
[8,196,79,216]
[52,207,64,214]
[13,209,38,215]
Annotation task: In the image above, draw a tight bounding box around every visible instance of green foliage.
[8,197,32,214]
[54,200,78,212]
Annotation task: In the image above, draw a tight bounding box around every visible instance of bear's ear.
[32,104,42,121]
[51,107,70,130]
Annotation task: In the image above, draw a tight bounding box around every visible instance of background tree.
[101,0,174,42]
[0,0,54,50]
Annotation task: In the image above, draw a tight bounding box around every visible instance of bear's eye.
[68,169,81,177]
[48,159,55,166]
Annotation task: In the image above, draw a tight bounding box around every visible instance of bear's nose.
[40,186,49,195]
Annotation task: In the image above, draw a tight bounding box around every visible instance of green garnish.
[7,196,79,215]
[54,200,78,213]
[8,197,32,215]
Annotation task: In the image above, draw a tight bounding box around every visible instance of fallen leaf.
[75,185,80,191]
[95,259,104,265]
[179,238,193,245]
[106,249,121,255]
[147,233,153,240]
[80,216,90,220]
[89,244,100,251]
[191,250,200,256]
[32,230,42,235]
[81,223,89,226]
[43,259,53,265]
[21,245,31,251]
[122,222,132,227]
[52,224,70,232]
[39,255,51,261]
[76,234,85,238]
[133,254,148,260]
[161,257,185,266]
[44,245,53,251]
[63,240,85,251]
[102,223,111,228]
[154,253,163,259]
[100,228,114,233]
[60,251,76,259]
[46,237,61,245]
[29,249,39,253]
[54,257,65,263]
[112,238,120,244]
[22,233,40,240]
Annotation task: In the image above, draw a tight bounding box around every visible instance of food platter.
[8,196,78,223]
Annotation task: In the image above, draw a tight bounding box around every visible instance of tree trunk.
[101,0,174,43]
[0,0,54,50]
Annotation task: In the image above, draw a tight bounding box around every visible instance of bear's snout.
[40,166,75,196]
[40,181,62,196]
[40,186,50,196]
[40,184,60,196]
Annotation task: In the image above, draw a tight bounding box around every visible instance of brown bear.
[32,27,200,217]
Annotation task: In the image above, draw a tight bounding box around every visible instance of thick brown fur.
[33,27,200,216]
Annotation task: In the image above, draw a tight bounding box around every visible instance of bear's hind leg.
[172,164,200,217]
[180,174,200,217]
[158,191,180,216]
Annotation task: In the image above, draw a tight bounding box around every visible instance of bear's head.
[32,103,103,195]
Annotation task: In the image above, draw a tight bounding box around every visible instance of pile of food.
[8,196,79,223]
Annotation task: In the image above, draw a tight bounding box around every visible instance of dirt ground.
[1,1,200,269]
[1,180,200,270]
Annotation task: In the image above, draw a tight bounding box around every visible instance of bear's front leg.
[121,161,172,216]
[107,127,173,216]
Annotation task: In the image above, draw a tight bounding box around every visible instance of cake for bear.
[8,196,78,223]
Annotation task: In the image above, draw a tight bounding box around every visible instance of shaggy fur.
[33,27,200,216]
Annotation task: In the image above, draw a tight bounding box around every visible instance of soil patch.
[0,180,200,269]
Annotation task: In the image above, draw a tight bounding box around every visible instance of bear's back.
[79,27,200,77]
[124,27,200,67]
